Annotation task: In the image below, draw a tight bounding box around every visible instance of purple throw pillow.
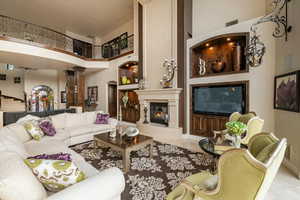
[39,119,56,136]
[95,113,110,124]
[28,153,72,161]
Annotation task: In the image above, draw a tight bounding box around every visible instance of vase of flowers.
[225,121,247,148]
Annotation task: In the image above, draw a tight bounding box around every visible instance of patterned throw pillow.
[39,118,56,136]
[24,159,86,192]
[23,120,44,141]
[28,153,72,162]
[95,113,110,124]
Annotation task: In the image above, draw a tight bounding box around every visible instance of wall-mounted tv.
[192,82,248,117]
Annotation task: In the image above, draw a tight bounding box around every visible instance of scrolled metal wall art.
[246,0,292,68]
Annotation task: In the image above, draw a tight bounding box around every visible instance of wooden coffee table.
[94,133,154,173]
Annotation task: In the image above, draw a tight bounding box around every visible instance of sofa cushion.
[24,139,71,156]
[23,120,44,141]
[54,128,70,141]
[24,159,86,192]
[16,114,41,124]
[0,152,47,200]
[90,124,114,133]
[66,126,95,137]
[66,112,96,128]
[256,142,278,163]
[66,124,113,138]
[75,160,99,178]
[0,127,28,158]
[50,113,68,130]
[6,123,32,143]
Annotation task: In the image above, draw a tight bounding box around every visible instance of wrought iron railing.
[94,34,134,59]
[0,14,134,59]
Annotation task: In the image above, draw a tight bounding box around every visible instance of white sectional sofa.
[0,111,125,200]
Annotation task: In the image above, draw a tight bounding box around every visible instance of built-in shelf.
[119,61,139,85]
[190,32,249,78]
[118,84,139,90]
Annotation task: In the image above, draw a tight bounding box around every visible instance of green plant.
[226,121,247,136]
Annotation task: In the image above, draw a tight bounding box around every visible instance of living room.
[0,0,299,200]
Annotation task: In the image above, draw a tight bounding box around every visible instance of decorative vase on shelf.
[121,76,128,85]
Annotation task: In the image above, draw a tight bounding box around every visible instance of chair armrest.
[46,167,125,200]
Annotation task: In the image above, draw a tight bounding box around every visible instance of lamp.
[246,0,292,68]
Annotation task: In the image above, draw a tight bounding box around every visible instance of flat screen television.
[192,83,247,116]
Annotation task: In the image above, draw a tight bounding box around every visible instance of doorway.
[108,81,117,118]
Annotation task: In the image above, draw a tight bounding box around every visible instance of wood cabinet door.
[108,84,117,118]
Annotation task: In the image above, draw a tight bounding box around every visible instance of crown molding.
[136,0,152,5]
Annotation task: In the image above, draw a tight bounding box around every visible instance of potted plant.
[225,121,247,148]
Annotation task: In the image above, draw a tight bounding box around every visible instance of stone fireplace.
[135,88,183,135]
[150,102,168,126]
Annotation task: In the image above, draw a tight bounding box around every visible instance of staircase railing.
[0,14,134,60]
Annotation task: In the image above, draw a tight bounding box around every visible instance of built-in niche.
[119,61,139,86]
[191,33,249,78]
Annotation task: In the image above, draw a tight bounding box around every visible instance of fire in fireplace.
[150,102,169,126]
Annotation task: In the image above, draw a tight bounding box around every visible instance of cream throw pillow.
[23,120,44,141]
[6,123,32,143]
[24,159,86,192]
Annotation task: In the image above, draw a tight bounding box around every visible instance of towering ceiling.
[0,0,133,38]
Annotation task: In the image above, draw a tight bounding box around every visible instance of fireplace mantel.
[135,88,182,101]
[135,88,183,133]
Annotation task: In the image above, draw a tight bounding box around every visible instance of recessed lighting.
[227,38,231,41]
[209,47,214,50]
[229,42,235,46]
[205,43,210,47]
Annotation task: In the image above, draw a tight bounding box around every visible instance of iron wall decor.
[274,71,300,112]
[246,0,292,68]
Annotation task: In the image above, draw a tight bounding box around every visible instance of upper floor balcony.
[0,15,134,70]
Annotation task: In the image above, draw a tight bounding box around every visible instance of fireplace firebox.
[150,102,169,126]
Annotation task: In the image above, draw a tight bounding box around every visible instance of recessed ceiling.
[0,0,133,38]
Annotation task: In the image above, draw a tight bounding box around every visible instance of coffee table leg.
[122,150,130,173]
[149,143,153,158]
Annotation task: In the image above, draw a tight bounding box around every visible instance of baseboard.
[283,158,300,179]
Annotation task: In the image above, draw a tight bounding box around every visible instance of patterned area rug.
[71,141,215,200]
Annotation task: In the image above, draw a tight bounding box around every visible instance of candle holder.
[143,104,149,124]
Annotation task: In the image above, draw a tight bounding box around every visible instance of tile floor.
[142,130,300,200]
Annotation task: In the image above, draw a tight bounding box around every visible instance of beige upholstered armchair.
[214,112,264,145]
[166,133,287,200]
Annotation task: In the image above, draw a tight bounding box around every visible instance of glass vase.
[233,135,241,148]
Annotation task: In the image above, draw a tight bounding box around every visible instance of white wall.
[186,19,276,134]
[274,0,300,177]
[143,0,177,89]
[100,20,134,46]
[0,64,24,99]
[193,0,266,38]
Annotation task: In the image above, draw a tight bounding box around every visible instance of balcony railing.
[0,14,134,60]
